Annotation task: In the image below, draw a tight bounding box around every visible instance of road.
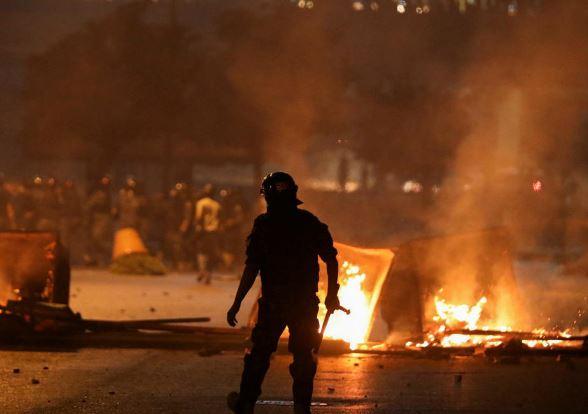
[1,267,587,413]
[1,348,587,414]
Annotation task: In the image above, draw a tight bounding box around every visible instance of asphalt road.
[1,348,587,414]
[2,266,587,413]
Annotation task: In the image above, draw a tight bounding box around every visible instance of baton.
[314,305,350,353]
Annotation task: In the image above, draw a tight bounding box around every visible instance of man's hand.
[325,292,340,313]
[227,303,240,327]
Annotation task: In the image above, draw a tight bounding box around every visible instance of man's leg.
[238,301,285,406]
[287,302,320,411]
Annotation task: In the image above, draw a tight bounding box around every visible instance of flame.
[406,291,579,349]
[319,261,371,350]
[407,292,512,348]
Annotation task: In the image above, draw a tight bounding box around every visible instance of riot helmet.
[260,172,302,207]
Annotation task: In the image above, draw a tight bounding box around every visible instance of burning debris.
[318,230,588,356]
[318,261,370,349]
[405,292,586,351]
[317,243,393,350]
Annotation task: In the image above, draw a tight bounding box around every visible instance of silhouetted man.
[227,172,340,414]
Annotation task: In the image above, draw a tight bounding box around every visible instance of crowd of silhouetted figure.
[0,174,252,273]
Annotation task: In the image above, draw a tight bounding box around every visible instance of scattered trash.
[31,378,40,385]
[454,374,462,384]
[149,307,156,313]
[327,387,335,394]
[109,391,116,395]
[43,366,49,370]
[13,368,20,374]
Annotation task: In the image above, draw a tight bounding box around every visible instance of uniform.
[240,208,337,408]
[227,172,340,414]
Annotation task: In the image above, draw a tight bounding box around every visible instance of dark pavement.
[1,348,587,414]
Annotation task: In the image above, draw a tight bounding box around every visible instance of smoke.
[422,3,588,331]
[431,3,588,236]
[220,4,346,181]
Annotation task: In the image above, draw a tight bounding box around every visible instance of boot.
[293,403,311,414]
[227,391,254,414]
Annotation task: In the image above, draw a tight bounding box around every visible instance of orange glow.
[319,261,371,350]
[406,292,579,349]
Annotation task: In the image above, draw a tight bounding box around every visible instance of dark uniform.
[227,172,340,414]
[241,208,338,408]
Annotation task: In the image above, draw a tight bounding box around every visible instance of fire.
[319,261,371,350]
[522,329,574,348]
[432,295,490,347]
[406,294,501,348]
[406,292,580,349]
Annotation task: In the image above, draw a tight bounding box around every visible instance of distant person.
[59,179,83,260]
[36,176,63,232]
[144,192,168,260]
[84,176,114,266]
[219,188,246,271]
[226,172,341,414]
[13,180,37,231]
[194,183,221,284]
[171,182,194,271]
[115,176,145,230]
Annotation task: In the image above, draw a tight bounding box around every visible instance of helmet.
[260,172,302,205]
[125,176,137,189]
[202,183,215,197]
[99,175,112,187]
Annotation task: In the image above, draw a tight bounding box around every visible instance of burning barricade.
[316,243,394,350]
[380,228,586,354]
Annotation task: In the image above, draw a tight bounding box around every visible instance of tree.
[21,2,260,185]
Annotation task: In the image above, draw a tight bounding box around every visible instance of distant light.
[416,7,423,14]
[423,5,430,13]
[306,1,314,9]
[370,2,379,11]
[508,2,518,16]
[397,4,406,14]
[336,137,349,145]
[352,1,365,11]
[298,0,305,8]
[532,180,543,192]
[403,180,423,194]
